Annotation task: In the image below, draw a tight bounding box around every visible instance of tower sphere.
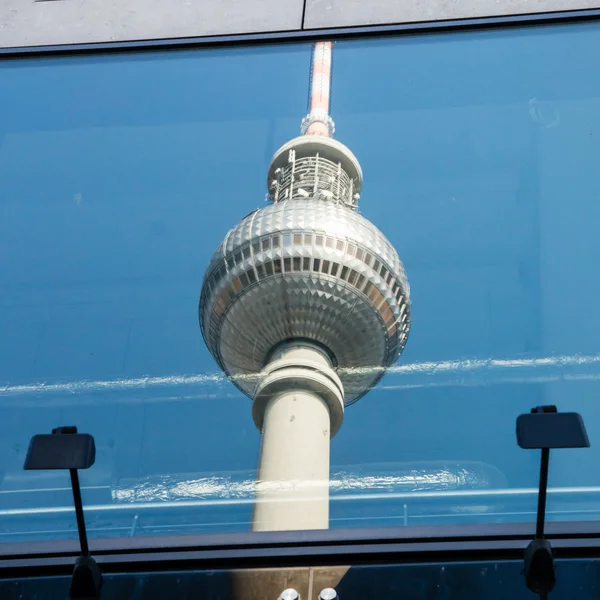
[199,135,411,404]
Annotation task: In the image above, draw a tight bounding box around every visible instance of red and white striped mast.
[301,41,335,138]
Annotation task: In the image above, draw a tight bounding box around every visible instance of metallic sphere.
[199,180,411,404]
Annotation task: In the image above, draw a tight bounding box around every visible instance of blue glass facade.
[1,20,600,544]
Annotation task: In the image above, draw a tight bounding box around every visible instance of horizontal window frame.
[1,521,600,577]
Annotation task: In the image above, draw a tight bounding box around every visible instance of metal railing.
[269,155,358,208]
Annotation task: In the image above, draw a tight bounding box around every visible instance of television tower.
[199,41,411,531]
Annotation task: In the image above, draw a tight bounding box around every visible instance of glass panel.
[311,559,600,600]
[2,20,600,546]
[1,559,600,599]
[0,568,310,600]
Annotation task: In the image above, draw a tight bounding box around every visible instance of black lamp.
[516,406,590,599]
[24,426,101,599]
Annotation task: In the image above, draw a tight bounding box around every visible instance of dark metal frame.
[2,5,600,580]
[1,521,600,578]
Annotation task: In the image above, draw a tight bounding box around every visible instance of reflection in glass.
[1,19,600,543]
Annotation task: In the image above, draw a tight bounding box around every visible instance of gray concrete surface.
[0,0,303,48]
[1,0,599,49]
[304,0,600,29]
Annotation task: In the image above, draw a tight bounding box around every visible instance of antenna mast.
[301,41,335,137]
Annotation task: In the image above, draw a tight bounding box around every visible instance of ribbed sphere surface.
[199,199,411,404]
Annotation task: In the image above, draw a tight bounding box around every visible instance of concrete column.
[251,342,344,532]
[253,388,331,530]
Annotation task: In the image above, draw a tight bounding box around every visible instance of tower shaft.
[252,388,330,530]
[251,343,344,531]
